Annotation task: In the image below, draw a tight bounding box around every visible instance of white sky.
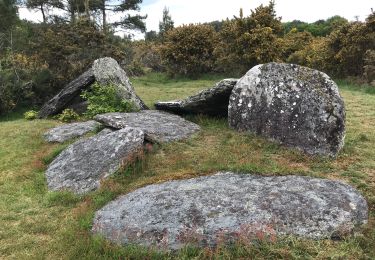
[19,0,374,34]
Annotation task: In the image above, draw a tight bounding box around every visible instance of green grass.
[0,74,374,259]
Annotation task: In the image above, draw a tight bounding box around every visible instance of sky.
[19,0,374,34]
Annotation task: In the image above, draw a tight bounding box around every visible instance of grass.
[0,73,374,259]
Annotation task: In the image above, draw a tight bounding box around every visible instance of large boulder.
[94,110,200,143]
[46,127,144,194]
[38,57,147,118]
[228,63,346,157]
[92,172,368,250]
[43,120,101,143]
[155,79,238,116]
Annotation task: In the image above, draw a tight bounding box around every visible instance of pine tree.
[25,0,63,23]
[99,0,147,33]
[159,6,174,37]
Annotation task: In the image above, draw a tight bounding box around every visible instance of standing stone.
[92,57,148,110]
[94,110,200,143]
[228,63,346,157]
[155,79,238,116]
[46,127,144,194]
[43,120,101,143]
[38,57,147,118]
[92,172,368,250]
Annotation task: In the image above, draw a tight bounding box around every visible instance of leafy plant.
[161,24,217,77]
[56,109,80,122]
[81,82,136,118]
[23,110,38,120]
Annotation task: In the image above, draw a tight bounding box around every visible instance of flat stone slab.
[229,63,346,157]
[155,79,238,116]
[93,172,368,250]
[46,127,144,194]
[94,110,200,143]
[43,120,101,143]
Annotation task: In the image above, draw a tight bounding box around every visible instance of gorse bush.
[23,110,37,120]
[81,82,136,118]
[161,24,217,77]
[56,109,80,122]
[214,2,282,75]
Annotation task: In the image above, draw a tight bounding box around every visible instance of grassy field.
[0,73,374,259]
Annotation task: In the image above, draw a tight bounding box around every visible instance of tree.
[145,30,158,41]
[26,0,63,23]
[159,6,174,37]
[98,0,147,34]
[0,0,19,32]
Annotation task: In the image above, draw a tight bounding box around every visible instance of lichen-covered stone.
[92,57,148,110]
[92,172,368,250]
[155,79,238,116]
[228,63,346,157]
[94,110,200,143]
[43,120,101,143]
[46,127,144,194]
[38,57,147,118]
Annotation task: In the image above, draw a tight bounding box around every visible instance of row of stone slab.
[39,58,345,157]
[45,111,200,194]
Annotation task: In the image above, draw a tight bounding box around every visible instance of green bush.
[56,109,80,123]
[81,82,136,118]
[23,110,38,120]
[214,2,283,75]
[161,24,217,77]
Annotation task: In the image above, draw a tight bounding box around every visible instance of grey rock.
[92,57,148,110]
[43,120,101,143]
[38,57,147,118]
[38,69,95,118]
[94,110,200,143]
[228,63,346,157]
[155,79,238,117]
[46,127,144,194]
[92,172,368,250]
[97,128,116,136]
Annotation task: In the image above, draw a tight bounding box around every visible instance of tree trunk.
[102,0,107,33]
[84,0,90,20]
[40,4,46,23]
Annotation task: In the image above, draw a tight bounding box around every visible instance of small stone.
[95,110,200,143]
[43,121,101,143]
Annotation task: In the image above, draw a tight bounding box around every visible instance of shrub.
[56,109,80,122]
[131,41,164,72]
[126,60,146,77]
[280,29,314,61]
[160,24,217,77]
[287,37,335,74]
[214,2,283,75]
[24,110,38,120]
[81,82,136,118]
[363,49,375,86]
